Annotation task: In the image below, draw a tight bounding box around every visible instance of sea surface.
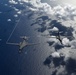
[0,1,52,75]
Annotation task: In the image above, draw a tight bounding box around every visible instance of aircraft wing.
[6,42,20,45]
[19,42,40,50]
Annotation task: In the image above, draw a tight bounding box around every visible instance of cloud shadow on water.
[31,16,74,40]
[31,15,74,50]
[47,41,64,50]
[53,56,65,67]
[43,54,65,68]
[30,15,51,26]
[51,70,57,75]
[66,58,76,74]
[49,20,74,37]
[43,55,52,68]
[54,44,64,51]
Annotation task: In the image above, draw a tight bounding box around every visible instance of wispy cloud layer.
[16,0,76,20]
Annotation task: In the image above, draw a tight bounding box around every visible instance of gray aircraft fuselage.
[19,40,28,50]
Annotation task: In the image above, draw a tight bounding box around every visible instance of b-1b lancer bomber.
[42,31,72,47]
[6,36,40,53]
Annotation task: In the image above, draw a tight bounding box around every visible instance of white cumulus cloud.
[17,11,21,14]
[14,14,18,17]
[7,19,11,22]
[9,0,18,4]
[62,38,70,45]
[51,52,60,58]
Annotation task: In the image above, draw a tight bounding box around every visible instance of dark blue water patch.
[53,56,65,67]
[47,41,55,46]
[0,4,23,71]
[30,20,43,26]
[0,12,17,40]
[47,41,64,50]
[0,1,44,75]
[0,1,23,40]
[12,4,25,10]
[0,3,12,12]
[54,43,64,50]
[66,58,76,74]
[50,20,65,33]
[49,20,74,37]
[0,35,25,75]
[51,70,57,75]
[0,0,9,4]
[37,16,49,21]
[48,31,59,36]
[33,21,49,32]
[31,21,38,26]
[44,54,65,68]
[43,55,52,68]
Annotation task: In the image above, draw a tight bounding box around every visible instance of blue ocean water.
[0,1,52,75]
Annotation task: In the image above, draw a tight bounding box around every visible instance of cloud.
[62,38,70,45]
[71,40,76,49]
[17,11,21,14]
[21,0,76,20]
[52,27,59,31]
[9,0,18,4]
[8,0,76,21]
[7,19,11,22]
[53,4,76,20]
[13,7,19,11]
[51,52,60,58]
[14,14,18,17]
[48,27,59,31]
[44,44,76,74]
[51,48,76,75]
